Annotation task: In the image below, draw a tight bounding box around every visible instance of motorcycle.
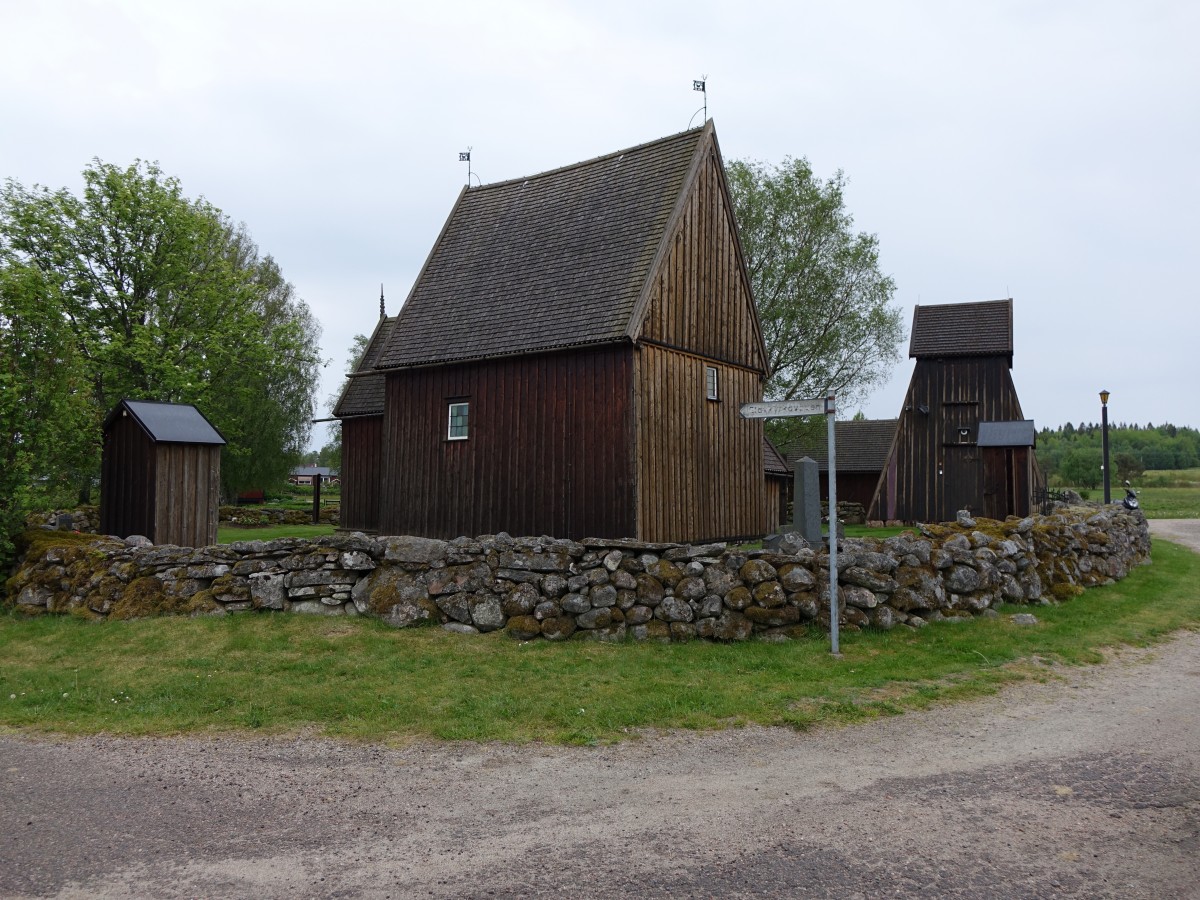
[1121,480,1139,511]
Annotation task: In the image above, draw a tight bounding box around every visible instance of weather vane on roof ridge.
[459,147,481,187]
[689,75,708,129]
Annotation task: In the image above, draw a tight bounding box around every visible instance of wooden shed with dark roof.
[363,122,770,542]
[785,419,898,509]
[332,313,396,533]
[867,298,1041,523]
[100,399,226,546]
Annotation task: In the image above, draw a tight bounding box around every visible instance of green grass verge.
[1143,467,1200,489]
[2,540,1197,745]
[217,524,337,543]
[1056,487,1195,520]
[1134,486,1200,519]
[843,524,910,539]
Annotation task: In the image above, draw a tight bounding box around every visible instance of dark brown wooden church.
[335,122,771,542]
[867,299,1041,523]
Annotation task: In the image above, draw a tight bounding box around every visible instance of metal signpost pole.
[740,394,840,655]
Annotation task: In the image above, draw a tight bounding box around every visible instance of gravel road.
[2,521,1198,899]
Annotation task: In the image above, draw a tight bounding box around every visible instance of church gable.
[632,136,767,374]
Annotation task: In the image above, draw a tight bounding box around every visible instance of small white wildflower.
[8,694,14,700]
[62,692,69,698]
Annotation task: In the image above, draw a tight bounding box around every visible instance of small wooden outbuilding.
[785,419,898,510]
[100,399,226,547]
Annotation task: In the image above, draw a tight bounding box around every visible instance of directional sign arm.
[739,398,831,419]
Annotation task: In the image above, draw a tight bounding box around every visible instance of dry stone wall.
[5,505,1150,641]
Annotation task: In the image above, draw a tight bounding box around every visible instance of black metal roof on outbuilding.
[104,400,226,445]
[908,299,1013,360]
[977,420,1036,447]
[375,126,709,369]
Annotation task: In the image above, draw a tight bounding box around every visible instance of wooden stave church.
[335,122,773,543]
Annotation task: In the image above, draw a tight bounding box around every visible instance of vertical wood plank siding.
[153,444,221,547]
[871,358,1029,523]
[341,416,383,532]
[100,414,155,541]
[379,346,635,540]
[635,345,765,542]
[640,150,762,371]
[100,418,220,546]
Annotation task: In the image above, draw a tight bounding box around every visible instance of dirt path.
[2,522,1197,899]
[1149,517,1200,553]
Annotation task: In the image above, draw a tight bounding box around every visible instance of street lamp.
[1100,390,1111,504]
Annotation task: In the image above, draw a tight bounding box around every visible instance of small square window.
[705,366,719,401]
[447,401,469,440]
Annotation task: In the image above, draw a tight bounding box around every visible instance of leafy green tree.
[0,264,97,564]
[727,157,904,430]
[0,159,323,505]
[1114,451,1144,483]
[1060,448,1103,489]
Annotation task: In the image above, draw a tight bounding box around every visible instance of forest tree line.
[1038,422,1200,488]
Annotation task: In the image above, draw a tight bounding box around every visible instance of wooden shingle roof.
[908,299,1013,360]
[763,436,790,477]
[375,125,710,369]
[333,316,397,418]
[785,419,897,473]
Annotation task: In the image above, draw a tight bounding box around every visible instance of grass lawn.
[1133,486,1200,519]
[843,523,910,539]
[217,523,337,543]
[1058,481,1200,519]
[2,537,1197,745]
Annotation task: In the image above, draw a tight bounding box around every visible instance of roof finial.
[379,284,385,319]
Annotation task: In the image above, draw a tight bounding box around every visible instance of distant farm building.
[100,399,226,547]
[784,419,898,510]
[867,299,1041,522]
[289,466,339,486]
[336,122,771,542]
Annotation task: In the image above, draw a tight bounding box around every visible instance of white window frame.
[705,365,719,401]
[447,401,469,440]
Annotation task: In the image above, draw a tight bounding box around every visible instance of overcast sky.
[4,0,1197,448]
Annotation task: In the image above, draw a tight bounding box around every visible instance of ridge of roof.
[908,298,1013,360]
[462,125,707,196]
[375,125,711,370]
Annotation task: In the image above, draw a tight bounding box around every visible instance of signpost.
[741,394,841,655]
